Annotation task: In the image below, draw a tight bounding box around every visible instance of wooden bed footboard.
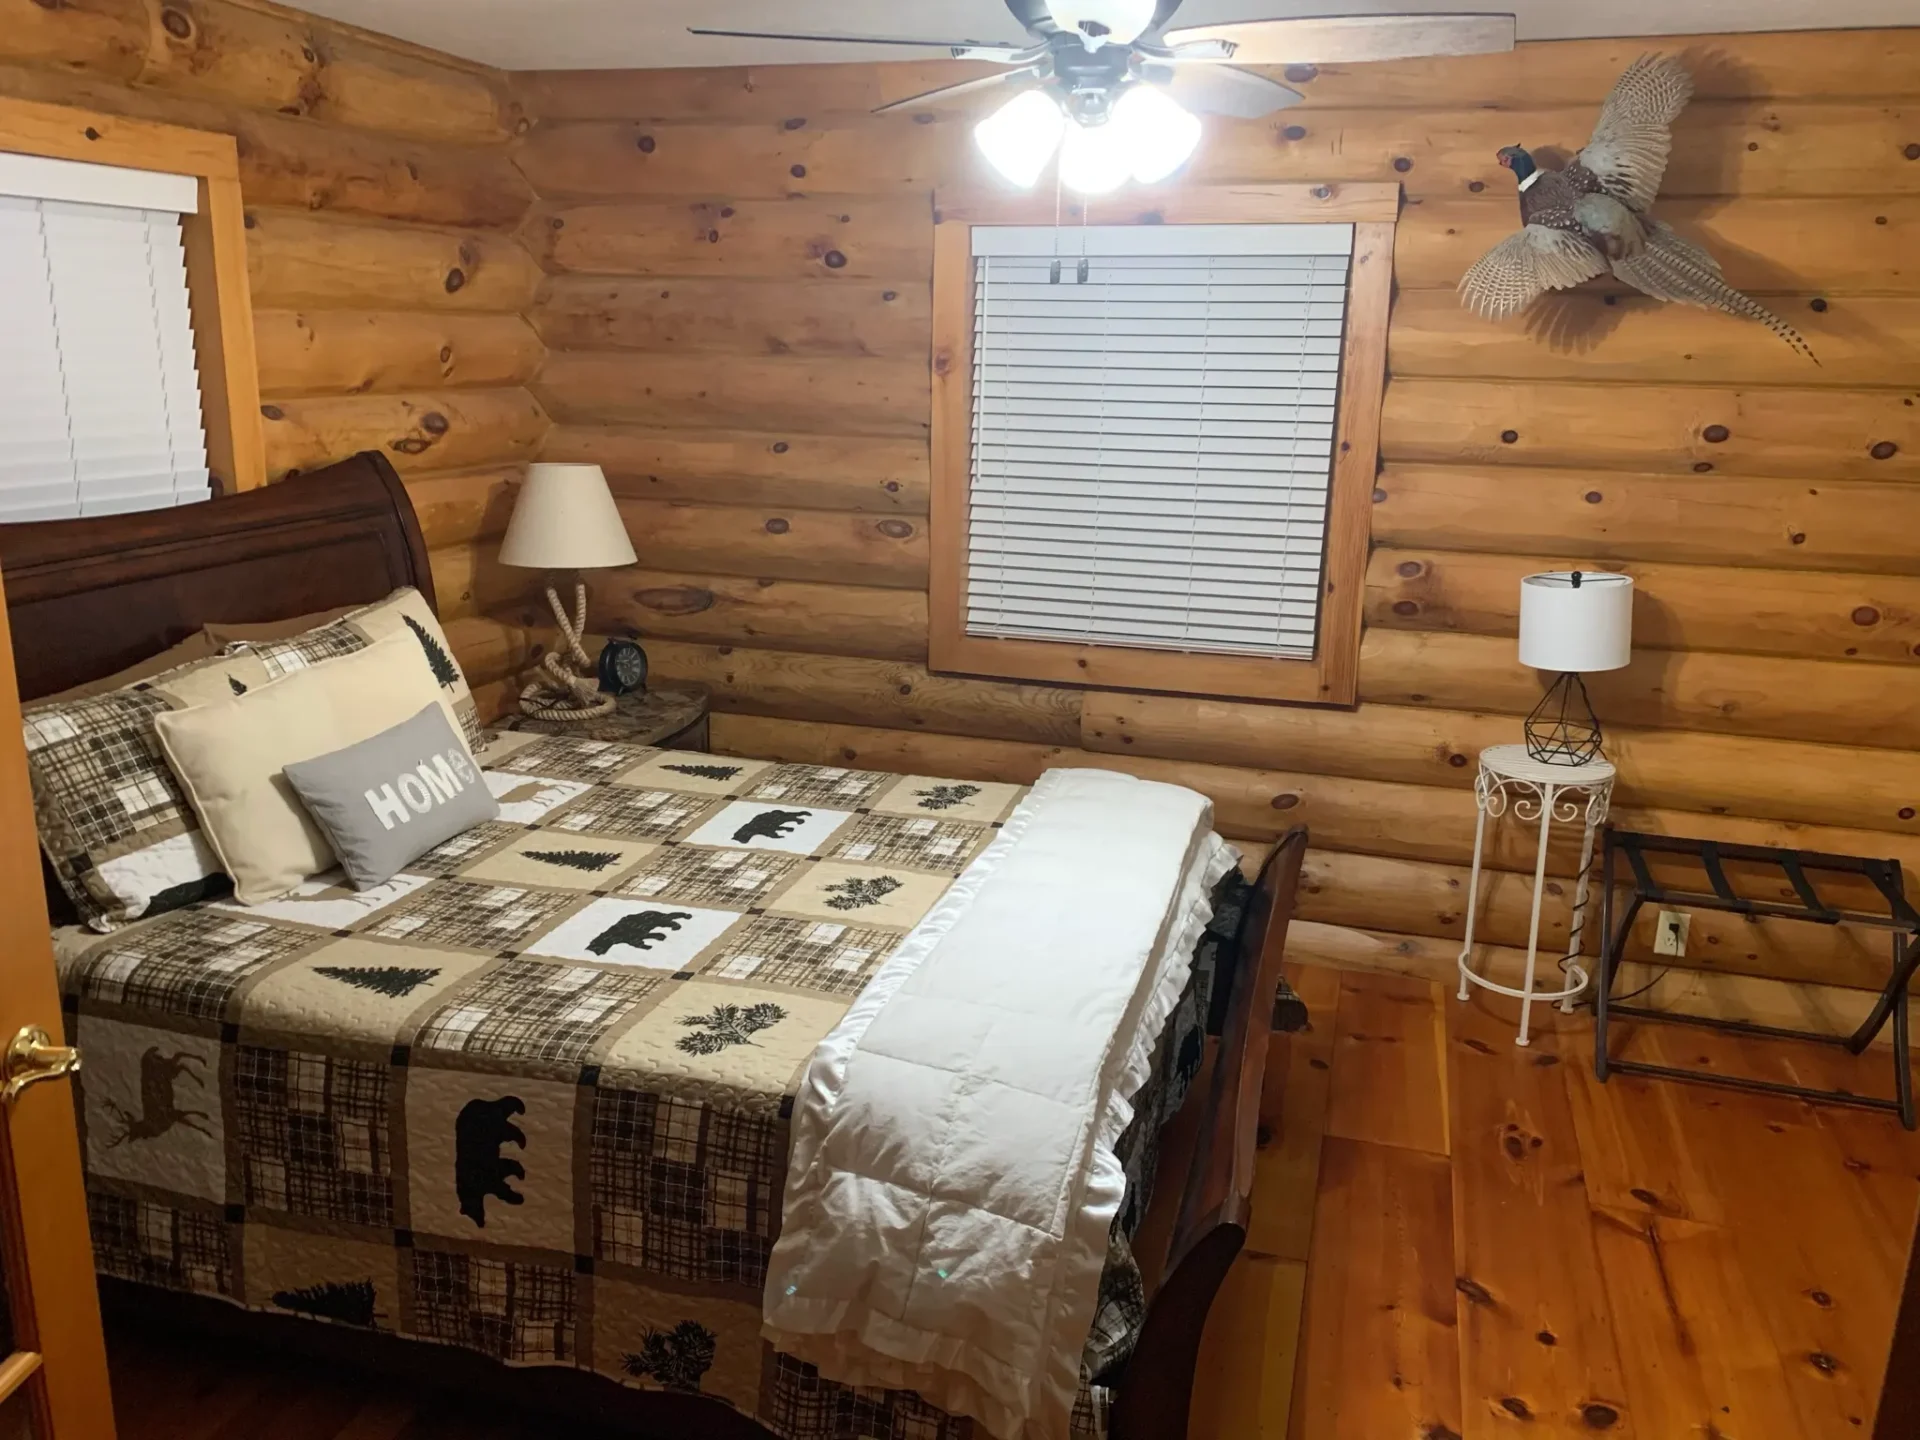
[1113,827,1310,1440]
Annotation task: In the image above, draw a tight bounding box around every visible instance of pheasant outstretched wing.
[1458,225,1607,319]
[1577,53,1693,212]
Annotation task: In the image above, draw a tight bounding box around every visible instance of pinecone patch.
[823,875,903,911]
[676,1003,786,1056]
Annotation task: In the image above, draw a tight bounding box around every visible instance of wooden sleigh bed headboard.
[0,453,433,702]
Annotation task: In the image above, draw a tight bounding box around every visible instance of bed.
[0,454,1309,1440]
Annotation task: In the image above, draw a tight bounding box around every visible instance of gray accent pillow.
[284,703,499,889]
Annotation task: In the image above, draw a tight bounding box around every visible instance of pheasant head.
[1495,145,1537,182]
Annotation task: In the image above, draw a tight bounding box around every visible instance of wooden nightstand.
[497,682,710,750]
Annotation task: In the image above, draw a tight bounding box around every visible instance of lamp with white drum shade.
[499,462,637,721]
[1518,570,1633,766]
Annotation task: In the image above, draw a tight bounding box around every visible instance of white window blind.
[0,152,211,522]
[966,222,1352,660]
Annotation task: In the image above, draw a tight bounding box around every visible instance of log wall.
[0,0,550,695]
[510,27,1920,1004]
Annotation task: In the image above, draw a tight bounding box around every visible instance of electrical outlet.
[1653,909,1691,957]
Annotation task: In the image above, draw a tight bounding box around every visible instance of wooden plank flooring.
[104,963,1920,1439]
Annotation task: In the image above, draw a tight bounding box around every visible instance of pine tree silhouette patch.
[227,674,248,695]
[403,614,460,689]
[915,783,981,811]
[525,848,623,873]
[272,1279,378,1327]
[622,1320,717,1392]
[677,1003,786,1056]
[313,965,442,998]
[663,763,742,782]
[823,875,902,911]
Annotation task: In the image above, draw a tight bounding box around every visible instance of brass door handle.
[3,1026,79,1104]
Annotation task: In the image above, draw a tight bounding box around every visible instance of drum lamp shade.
[499,463,637,570]
[1518,571,1633,673]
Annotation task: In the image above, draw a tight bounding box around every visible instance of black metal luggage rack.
[1595,829,1920,1129]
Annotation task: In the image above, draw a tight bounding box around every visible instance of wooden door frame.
[927,181,1398,708]
[0,580,115,1438]
[0,94,266,497]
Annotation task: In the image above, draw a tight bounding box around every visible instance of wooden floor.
[104,962,1920,1440]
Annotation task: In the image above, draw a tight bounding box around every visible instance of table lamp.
[499,462,637,722]
[1517,570,1633,766]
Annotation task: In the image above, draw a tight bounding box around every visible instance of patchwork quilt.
[59,733,1204,1439]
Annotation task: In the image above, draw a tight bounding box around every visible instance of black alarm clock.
[597,638,649,695]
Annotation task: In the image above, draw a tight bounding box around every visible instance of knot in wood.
[1499,1398,1532,1420]
[1467,180,1485,193]
[763,517,790,535]
[1580,1403,1620,1429]
[443,267,466,293]
[1852,606,1881,626]
[1907,144,1920,160]
[1282,125,1307,141]
[1702,424,1731,443]
[823,250,847,269]
[1871,440,1899,459]
[1790,531,1807,544]
[790,164,807,178]
[1396,560,1423,577]
[1270,793,1300,810]
[1900,806,1915,820]
[160,7,193,39]
[1693,461,1713,472]
[260,404,284,421]
[1283,64,1317,82]
[1584,491,1604,504]
[420,412,449,435]
[1392,156,1413,172]
[771,441,790,454]
[1500,429,1518,444]
[876,519,914,539]
[1392,600,1419,616]
[635,586,713,616]
[636,135,656,153]
[1312,185,1331,199]
[1448,753,1467,767]
[882,290,898,301]
[1809,297,1828,312]
[1371,487,1388,503]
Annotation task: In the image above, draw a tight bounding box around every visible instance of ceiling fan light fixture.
[1046,0,1160,47]
[1113,84,1202,184]
[973,88,1068,188]
[1059,118,1133,195]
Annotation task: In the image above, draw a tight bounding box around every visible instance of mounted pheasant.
[1458,54,1814,359]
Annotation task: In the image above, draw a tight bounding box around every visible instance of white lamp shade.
[498,463,637,570]
[1518,570,1633,672]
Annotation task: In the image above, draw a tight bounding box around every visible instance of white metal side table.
[1456,744,1617,1046]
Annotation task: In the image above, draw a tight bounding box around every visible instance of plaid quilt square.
[762,1354,969,1440]
[402,821,524,877]
[414,960,663,1065]
[591,1090,783,1287]
[362,881,578,952]
[698,916,902,996]
[615,845,805,908]
[23,687,177,855]
[88,1191,234,1297]
[233,1045,392,1227]
[546,787,716,842]
[496,735,659,783]
[409,1250,576,1363]
[68,911,315,1021]
[746,764,895,809]
[823,814,995,874]
[246,622,367,678]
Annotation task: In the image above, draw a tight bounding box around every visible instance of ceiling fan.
[690,2,1516,194]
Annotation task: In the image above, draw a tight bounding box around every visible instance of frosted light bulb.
[1045,0,1160,45]
[973,90,1067,189]
[1059,121,1132,194]
[1114,85,1202,185]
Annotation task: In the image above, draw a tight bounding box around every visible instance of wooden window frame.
[0,95,266,495]
[928,182,1396,707]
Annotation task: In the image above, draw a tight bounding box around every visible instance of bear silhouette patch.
[587,909,692,957]
[454,1095,526,1227]
[732,808,811,844]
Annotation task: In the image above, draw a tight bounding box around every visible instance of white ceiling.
[298,0,1920,72]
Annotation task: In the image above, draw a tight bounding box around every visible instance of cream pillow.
[154,630,466,904]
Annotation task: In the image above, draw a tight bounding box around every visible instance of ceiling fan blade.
[687,26,1026,51]
[1160,66,1303,120]
[1162,13,1516,66]
[873,68,1045,116]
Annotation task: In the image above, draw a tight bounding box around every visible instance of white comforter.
[762,767,1235,1440]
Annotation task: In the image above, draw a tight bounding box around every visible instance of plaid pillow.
[233,588,481,749]
[24,651,271,930]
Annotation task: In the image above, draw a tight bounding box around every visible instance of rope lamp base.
[519,581,616,723]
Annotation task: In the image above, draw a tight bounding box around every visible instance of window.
[1,158,210,519]
[0,97,264,522]
[930,185,1395,706]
